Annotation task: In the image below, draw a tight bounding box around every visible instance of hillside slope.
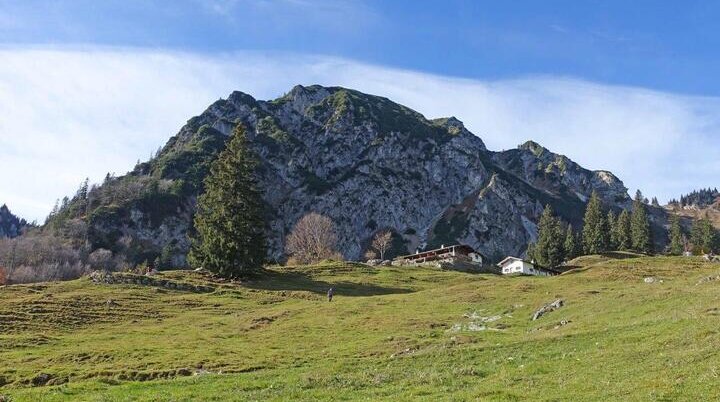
[45,85,638,266]
[2,257,720,400]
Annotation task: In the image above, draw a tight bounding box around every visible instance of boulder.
[31,373,53,387]
[532,299,564,321]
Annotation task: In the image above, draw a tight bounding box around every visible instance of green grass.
[2,257,720,401]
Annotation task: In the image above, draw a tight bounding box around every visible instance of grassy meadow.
[2,255,720,401]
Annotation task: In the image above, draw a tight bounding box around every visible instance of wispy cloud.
[198,0,375,30]
[1,47,719,221]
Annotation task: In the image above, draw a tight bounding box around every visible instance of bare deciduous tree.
[0,267,6,285]
[363,249,377,261]
[371,231,393,260]
[0,232,94,284]
[285,213,339,265]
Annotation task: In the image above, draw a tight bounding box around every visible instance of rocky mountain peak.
[0,204,27,238]
[518,140,547,156]
[493,140,629,206]
[47,85,642,266]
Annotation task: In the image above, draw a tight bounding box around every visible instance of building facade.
[396,244,484,266]
[497,256,558,276]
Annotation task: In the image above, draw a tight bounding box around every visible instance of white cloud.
[1,47,719,221]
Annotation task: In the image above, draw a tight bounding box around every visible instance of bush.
[0,231,98,284]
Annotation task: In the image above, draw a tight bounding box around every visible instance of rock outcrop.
[0,204,27,238]
[48,85,635,265]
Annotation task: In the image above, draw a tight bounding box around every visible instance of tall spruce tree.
[631,190,653,254]
[564,224,579,260]
[690,218,718,254]
[607,210,618,251]
[615,210,632,250]
[582,191,608,254]
[668,214,684,255]
[188,124,266,277]
[532,205,565,268]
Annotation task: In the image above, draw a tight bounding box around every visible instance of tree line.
[530,189,720,268]
[668,187,720,208]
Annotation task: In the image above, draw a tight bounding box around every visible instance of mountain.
[0,204,27,238]
[667,188,720,230]
[47,85,635,266]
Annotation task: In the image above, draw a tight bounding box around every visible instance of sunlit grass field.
[2,256,720,401]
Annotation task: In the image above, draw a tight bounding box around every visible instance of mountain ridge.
[43,84,643,267]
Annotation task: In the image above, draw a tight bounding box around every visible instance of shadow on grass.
[245,270,414,297]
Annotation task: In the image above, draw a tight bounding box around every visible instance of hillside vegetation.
[3,257,720,401]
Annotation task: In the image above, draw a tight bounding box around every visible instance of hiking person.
[327,287,334,302]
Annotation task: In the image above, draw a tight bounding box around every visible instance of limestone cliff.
[48,85,634,265]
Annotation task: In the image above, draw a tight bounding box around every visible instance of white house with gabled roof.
[497,256,558,277]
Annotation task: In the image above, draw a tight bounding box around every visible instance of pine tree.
[690,218,718,254]
[582,191,608,254]
[564,224,579,260]
[76,177,89,200]
[188,124,267,277]
[532,205,565,268]
[615,210,632,250]
[159,244,174,269]
[668,214,684,255]
[607,210,618,250]
[631,190,652,254]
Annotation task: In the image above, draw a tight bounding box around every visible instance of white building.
[497,256,558,277]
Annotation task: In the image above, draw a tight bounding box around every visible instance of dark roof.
[398,244,485,260]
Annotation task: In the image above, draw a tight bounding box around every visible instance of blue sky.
[1,0,720,221]
[4,0,720,95]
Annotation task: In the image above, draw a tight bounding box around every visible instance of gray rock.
[31,373,53,387]
[0,203,27,239]
[81,86,636,264]
[532,299,564,321]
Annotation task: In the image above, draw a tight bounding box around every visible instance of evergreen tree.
[631,191,653,254]
[690,218,718,254]
[668,214,684,255]
[188,124,266,277]
[531,205,565,268]
[159,244,174,269]
[607,210,618,250]
[76,177,89,200]
[582,191,608,254]
[635,189,644,202]
[526,242,536,262]
[615,210,632,250]
[564,224,579,260]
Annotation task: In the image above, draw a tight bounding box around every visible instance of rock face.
[0,204,27,238]
[54,85,633,265]
[532,299,564,320]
